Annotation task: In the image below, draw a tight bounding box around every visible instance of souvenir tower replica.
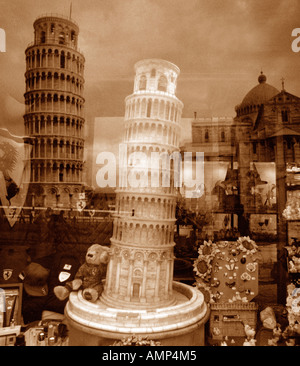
[23,15,85,208]
[101,59,183,309]
[66,60,209,346]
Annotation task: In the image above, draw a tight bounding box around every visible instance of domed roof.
[240,72,279,108]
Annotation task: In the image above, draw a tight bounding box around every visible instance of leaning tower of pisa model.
[23,15,85,208]
[101,59,184,310]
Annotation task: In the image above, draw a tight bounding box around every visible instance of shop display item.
[23,320,69,346]
[54,244,110,303]
[23,263,49,297]
[0,246,30,284]
[260,306,277,329]
[286,283,300,335]
[242,323,256,346]
[21,252,81,324]
[64,59,209,346]
[194,237,259,341]
[285,242,300,274]
[209,302,258,340]
[194,237,259,304]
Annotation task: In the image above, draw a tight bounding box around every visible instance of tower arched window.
[158,75,168,92]
[139,75,147,90]
[36,51,40,67]
[281,109,289,123]
[221,130,225,142]
[151,68,156,77]
[40,116,45,133]
[205,130,209,142]
[53,117,58,133]
[35,118,39,134]
[253,142,257,155]
[286,137,293,150]
[46,116,51,133]
[54,72,59,88]
[147,99,152,118]
[59,140,64,157]
[41,31,46,43]
[60,51,65,69]
[53,140,58,157]
[58,32,65,45]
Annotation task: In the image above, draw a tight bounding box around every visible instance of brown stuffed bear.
[54,244,110,303]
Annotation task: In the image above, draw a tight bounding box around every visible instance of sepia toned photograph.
[0,0,300,350]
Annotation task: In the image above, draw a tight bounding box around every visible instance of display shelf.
[0,326,21,337]
[209,301,258,340]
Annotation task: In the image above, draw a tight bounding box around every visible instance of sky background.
[1,0,300,159]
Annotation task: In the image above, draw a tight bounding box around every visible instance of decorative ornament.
[246,262,257,272]
[241,272,252,281]
[123,250,130,259]
[211,291,222,302]
[193,240,218,282]
[195,259,209,276]
[112,335,161,346]
[225,263,235,271]
[229,248,239,257]
[240,257,246,264]
[214,263,220,273]
[225,281,236,288]
[194,279,213,303]
[237,236,258,255]
[212,327,221,337]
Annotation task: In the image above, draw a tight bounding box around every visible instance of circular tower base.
[65,281,209,346]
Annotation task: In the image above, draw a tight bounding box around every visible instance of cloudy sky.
[0,0,300,148]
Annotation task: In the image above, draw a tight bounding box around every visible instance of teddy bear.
[54,244,110,303]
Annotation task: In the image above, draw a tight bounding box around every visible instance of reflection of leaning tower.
[102,59,184,309]
[23,15,85,208]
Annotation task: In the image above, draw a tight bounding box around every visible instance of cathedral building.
[181,72,300,247]
[234,73,300,216]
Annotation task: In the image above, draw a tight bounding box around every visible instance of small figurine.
[244,324,256,339]
[273,324,282,340]
[286,338,295,347]
[243,338,256,346]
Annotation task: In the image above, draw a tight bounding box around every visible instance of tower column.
[154,259,161,300]
[141,260,148,301]
[114,256,121,296]
[125,259,134,301]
